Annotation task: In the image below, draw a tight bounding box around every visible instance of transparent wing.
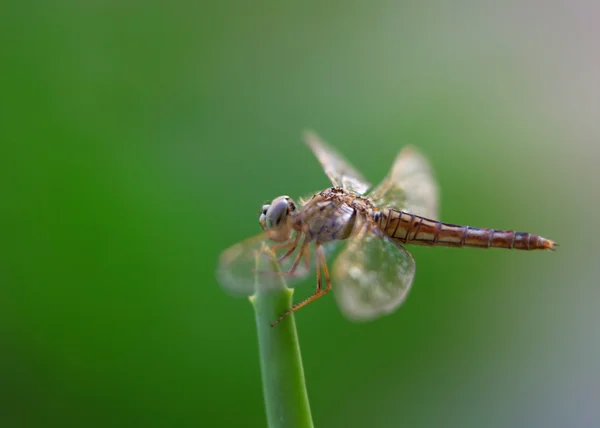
[217,232,338,297]
[332,224,416,321]
[303,130,371,195]
[368,145,439,219]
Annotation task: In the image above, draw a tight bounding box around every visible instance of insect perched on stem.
[217,131,557,326]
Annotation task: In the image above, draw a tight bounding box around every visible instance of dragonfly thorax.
[297,189,359,244]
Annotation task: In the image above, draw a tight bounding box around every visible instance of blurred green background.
[2,1,599,427]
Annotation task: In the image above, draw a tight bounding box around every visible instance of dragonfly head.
[259,196,297,242]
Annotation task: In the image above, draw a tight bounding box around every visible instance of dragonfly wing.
[369,145,439,220]
[332,223,416,321]
[217,232,338,297]
[303,130,371,195]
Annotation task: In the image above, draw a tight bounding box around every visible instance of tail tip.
[542,238,558,251]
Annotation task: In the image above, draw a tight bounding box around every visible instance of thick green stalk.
[249,252,314,428]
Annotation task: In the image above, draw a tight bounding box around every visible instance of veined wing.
[332,220,416,321]
[368,145,439,220]
[303,130,371,195]
[217,232,338,297]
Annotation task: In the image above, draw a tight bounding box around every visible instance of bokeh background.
[2,1,599,427]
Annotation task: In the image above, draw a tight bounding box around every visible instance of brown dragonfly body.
[376,207,554,250]
[301,187,556,251]
[217,131,557,326]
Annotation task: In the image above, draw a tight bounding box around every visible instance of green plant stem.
[249,256,314,428]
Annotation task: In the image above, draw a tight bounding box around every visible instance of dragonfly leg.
[280,237,309,276]
[254,236,309,278]
[268,241,294,252]
[303,243,310,271]
[276,232,302,264]
[270,244,331,327]
[319,244,332,293]
[258,233,299,262]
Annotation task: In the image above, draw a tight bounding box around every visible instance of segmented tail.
[372,209,557,250]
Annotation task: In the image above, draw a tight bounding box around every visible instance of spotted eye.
[265,198,289,229]
[258,196,297,231]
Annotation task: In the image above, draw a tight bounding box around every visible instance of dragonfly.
[217,131,557,326]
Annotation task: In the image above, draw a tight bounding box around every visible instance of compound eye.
[265,198,289,229]
[286,198,296,212]
[259,204,270,229]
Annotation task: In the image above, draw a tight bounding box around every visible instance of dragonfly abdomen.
[373,209,556,250]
